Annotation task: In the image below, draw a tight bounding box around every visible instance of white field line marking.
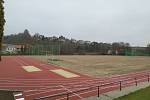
[85,74,146,85]
[0,78,136,90]
[110,70,150,78]
[26,87,90,97]
[15,98,25,100]
[0,79,111,86]
[0,79,89,83]
[24,85,63,92]
[14,93,22,96]
[24,83,93,93]
[1,59,143,85]
[0,79,91,85]
[17,56,39,67]
[75,72,141,86]
[6,57,150,98]
[16,56,150,80]
[0,86,57,88]
[20,56,51,70]
[56,84,121,100]
[14,57,27,66]
[106,72,149,79]
[0,78,87,80]
[56,89,98,100]
[0,84,81,93]
[101,84,119,90]
[0,77,138,90]
[83,81,100,87]
[1,82,100,87]
[14,93,25,100]
[0,75,147,97]
[16,56,32,66]
[56,80,140,100]
[0,76,89,79]
[24,83,92,94]
[26,88,66,96]
[0,74,148,91]
[0,69,148,81]
[24,85,64,92]
[39,63,53,70]
[0,79,100,91]
[60,85,83,99]
[0,71,148,86]
[0,83,91,92]
[21,86,63,93]
[0,82,64,86]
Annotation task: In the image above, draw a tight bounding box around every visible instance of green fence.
[24,45,60,55]
[125,48,150,56]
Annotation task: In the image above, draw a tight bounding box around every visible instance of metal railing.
[33,74,150,100]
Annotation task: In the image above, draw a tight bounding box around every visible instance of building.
[2,44,25,54]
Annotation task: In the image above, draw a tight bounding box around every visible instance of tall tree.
[0,0,5,61]
[148,44,150,47]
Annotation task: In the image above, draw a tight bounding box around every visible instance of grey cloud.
[4,0,150,46]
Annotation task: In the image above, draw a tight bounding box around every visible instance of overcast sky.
[4,0,150,46]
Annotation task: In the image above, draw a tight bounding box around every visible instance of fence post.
[119,81,122,91]
[135,78,137,86]
[67,93,69,100]
[98,86,100,97]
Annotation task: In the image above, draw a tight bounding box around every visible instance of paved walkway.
[83,81,150,100]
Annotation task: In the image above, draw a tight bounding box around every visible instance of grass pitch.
[31,55,150,77]
[114,86,150,100]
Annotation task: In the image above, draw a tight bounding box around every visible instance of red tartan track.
[0,56,150,100]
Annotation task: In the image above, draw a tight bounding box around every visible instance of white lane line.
[14,57,27,66]
[56,89,98,100]
[26,88,66,96]
[60,85,83,99]
[16,56,30,66]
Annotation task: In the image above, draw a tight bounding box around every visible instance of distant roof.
[2,44,25,48]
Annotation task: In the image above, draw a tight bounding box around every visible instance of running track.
[0,56,150,100]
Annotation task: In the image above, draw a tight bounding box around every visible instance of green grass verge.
[114,87,150,100]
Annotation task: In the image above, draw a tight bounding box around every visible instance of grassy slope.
[114,87,150,100]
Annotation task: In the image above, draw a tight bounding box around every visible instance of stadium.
[0,0,150,100]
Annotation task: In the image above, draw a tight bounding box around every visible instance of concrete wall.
[0,91,15,100]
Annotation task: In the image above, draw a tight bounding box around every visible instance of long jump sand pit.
[22,66,42,72]
[50,69,80,78]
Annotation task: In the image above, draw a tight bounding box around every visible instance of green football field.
[114,87,150,100]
